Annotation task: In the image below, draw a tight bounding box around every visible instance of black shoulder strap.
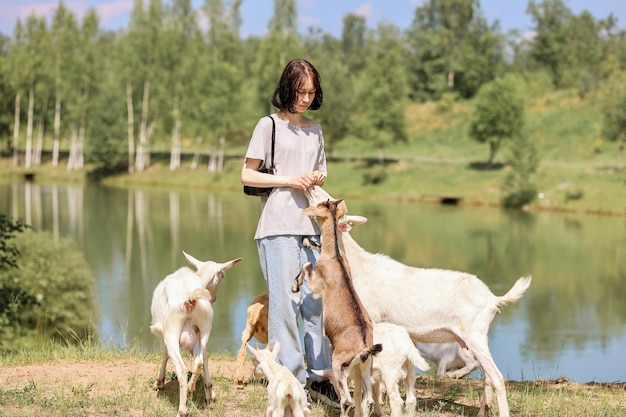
[266,115,276,171]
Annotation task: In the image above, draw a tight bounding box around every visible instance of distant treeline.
[0,0,625,174]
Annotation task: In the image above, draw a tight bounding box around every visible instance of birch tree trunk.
[34,110,44,165]
[52,93,61,167]
[619,139,624,171]
[126,79,135,174]
[217,134,225,172]
[12,93,21,167]
[169,94,181,171]
[77,121,85,169]
[24,88,35,169]
[135,78,151,172]
[66,126,78,171]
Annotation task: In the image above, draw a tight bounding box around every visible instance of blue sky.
[1,0,625,38]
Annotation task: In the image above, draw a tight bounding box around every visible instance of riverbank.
[2,156,625,218]
[1,351,624,417]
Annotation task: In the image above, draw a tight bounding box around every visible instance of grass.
[0,341,624,417]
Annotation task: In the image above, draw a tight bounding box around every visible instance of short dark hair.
[271,59,323,113]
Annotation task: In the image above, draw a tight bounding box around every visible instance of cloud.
[0,0,132,34]
[355,3,372,19]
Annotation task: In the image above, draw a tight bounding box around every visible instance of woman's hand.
[288,171,325,190]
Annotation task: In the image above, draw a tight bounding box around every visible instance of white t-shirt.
[244,114,327,240]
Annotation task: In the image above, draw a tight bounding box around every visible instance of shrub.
[0,230,97,352]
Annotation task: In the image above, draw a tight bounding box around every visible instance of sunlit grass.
[1,340,624,417]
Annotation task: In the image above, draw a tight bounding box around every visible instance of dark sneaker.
[308,380,340,409]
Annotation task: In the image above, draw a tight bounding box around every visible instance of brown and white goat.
[293,199,382,417]
[235,293,269,387]
[150,251,242,417]
[305,186,531,417]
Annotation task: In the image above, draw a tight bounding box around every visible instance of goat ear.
[344,215,367,226]
[221,257,243,271]
[182,251,202,269]
[271,341,281,356]
[338,222,352,232]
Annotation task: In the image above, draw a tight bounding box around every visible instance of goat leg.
[291,262,311,293]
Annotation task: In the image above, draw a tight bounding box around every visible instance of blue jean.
[256,234,332,386]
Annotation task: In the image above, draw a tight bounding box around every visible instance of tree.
[50,3,79,167]
[601,76,626,170]
[121,0,165,173]
[341,13,367,73]
[527,0,573,89]
[406,0,503,100]
[352,23,408,155]
[501,134,539,208]
[5,21,27,166]
[160,0,201,171]
[67,8,102,171]
[196,0,246,169]
[21,15,49,169]
[469,75,524,167]
[251,0,300,115]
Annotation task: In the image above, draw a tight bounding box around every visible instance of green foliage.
[435,92,457,113]
[0,214,27,269]
[1,0,625,177]
[406,0,503,100]
[0,230,97,353]
[501,134,539,208]
[85,79,128,172]
[601,74,626,169]
[361,164,389,185]
[352,23,408,149]
[469,75,525,166]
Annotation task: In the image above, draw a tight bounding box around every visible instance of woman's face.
[294,75,316,114]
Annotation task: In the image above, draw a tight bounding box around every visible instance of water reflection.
[0,182,625,383]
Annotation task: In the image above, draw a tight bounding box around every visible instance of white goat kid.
[367,323,431,417]
[150,251,242,417]
[305,186,532,417]
[247,342,311,417]
[416,342,481,379]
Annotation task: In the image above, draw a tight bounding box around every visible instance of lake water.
[1,181,625,383]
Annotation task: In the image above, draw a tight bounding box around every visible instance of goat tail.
[182,288,212,313]
[497,275,532,308]
[340,343,383,372]
[408,346,431,372]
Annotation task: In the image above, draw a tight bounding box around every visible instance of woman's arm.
[241,159,325,190]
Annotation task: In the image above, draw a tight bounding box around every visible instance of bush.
[362,165,389,185]
[0,230,97,352]
[501,134,539,209]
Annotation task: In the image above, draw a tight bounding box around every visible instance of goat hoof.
[236,380,244,389]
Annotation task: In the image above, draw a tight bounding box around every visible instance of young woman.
[241,59,338,407]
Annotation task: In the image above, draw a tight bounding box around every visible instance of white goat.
[247,342,311,417]
[150,251,242,417]
[305,186,532,417]
[366,323,431,417]
[416,342,481,379]
[293,199,382,417]
[236,293,269,388]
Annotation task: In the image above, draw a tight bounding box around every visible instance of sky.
[1,0,625,39]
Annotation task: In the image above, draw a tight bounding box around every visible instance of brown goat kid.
[235,293,269,387]
[293,199,382,417]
